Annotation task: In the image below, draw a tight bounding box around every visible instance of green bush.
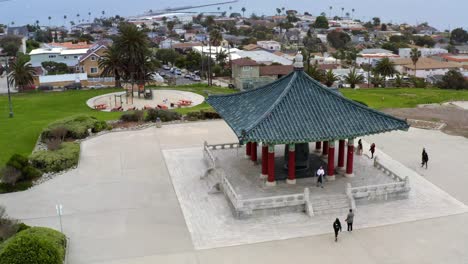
[0,227,66,264]
[91,120,110,133]
[120,110,145,122]
[186,111,202,121]
[1,154,41,187]
[29,142,80,173]
[41,115,100,141]
[6,154,28,170]
[145,109,181,122]
[185,110,221,121]
[0,181,33,193]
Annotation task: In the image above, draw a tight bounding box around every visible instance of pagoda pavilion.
[206,54,409,186]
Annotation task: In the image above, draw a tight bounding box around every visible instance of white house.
[357,49,399,66]
[29,48,89,67]
[392,57,461,78]
[398,48,448,58]
[160,39,180,49]
[256,40,281,51]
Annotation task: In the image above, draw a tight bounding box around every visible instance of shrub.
[120,110,145,122]
[0,166,21,186]
[185,110,221,121]
[145,109,181,122]
[1,154,41,186]
[29,142,80,173]
[41,115,101,141]
[0,206,19,242]
[0,181,33,193]
[92,120,110,133]
[6,154,28,170]
[0,227,66,264]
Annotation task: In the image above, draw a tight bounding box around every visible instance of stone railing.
[203,141,216,170]
[221,175,313,218]
[205,142,242,150]
[345,183,357,210]
[347,178,410,202]
[373,156,407,182]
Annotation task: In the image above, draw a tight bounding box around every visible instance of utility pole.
[208,38,212,86]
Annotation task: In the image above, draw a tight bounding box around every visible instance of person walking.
[316,166,325,188]
[357,139,363,155]
[369,143,376,159]
[333,218,342,242]
[345,209,354,231]
[421,148,429,169]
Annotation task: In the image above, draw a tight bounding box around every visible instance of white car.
[162,65,171,70]
[193,76,201,81]
[89,84,108,89]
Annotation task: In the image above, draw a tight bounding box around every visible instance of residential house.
[222,34,247,46]
[398,48,448,58]
[6,26,28,37]
[242,44,261,51]
[234,50,293,65]
[357,49,399,66]
[160,38,180,49]
[391,57,461,78]
[173,42,202,53]
[229,59,269,90]
[29,47,89,67]
[259,65,293,79]
[257,40,281,51]
[77,44,108,77]
[437,54,468,66]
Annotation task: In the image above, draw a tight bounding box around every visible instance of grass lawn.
[341,88,468,109]
[0,84,233,167]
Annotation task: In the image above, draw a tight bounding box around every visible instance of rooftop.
[207,64,408,143]
[392,57,461,70]
[231,58,258,66]
[259,65,294,76]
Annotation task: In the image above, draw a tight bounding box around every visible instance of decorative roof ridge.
[243,71,299,134]
[207,71,295,99]
[301,71,409,128]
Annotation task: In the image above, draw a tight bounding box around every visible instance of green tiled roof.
[206,69,409,144]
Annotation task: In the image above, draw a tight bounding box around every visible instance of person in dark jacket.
[333,218,342,242]
[421,148,429,169]
[357,139,363,155]
[369,143,376,159]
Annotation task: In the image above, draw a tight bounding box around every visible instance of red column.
[322,141,329,156]
[346,139,355,177]
[338,139,345,170]
[251,142,257,162]
[261,144,268,177]
[327,141,335,180]
[246,142,251,156]
[266,144,276,186]
[287,144,296,184]
[315,141,322,152]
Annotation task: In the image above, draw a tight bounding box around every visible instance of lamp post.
[0,56,13,118]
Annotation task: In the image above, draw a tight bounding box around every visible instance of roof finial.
[294,51,304,70]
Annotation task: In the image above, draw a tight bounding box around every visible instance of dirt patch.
[383,105,468,138]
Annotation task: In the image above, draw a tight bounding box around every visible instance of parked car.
[193,76,201,81]
[64,83,82,90]
[184,74,191,78]
[170,67,176,73]
[162,65,171,70]
[159,71,166,77]
[175,69,181,75]
[38,85,53,91]
[89,84,107,89]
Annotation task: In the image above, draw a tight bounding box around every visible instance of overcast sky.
[0,0,466,31]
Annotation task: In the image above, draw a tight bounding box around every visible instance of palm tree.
[63,15,67,27]
[48,16,52,27]
[8,56,35,92]
[35,20,40,27]
[345,12,350,18]
[101,10,105,17]
[276,8,281,15]
[209,29,223,47]
[306,62,325,82]
[341,7,344,18]
[352,8,355,19]
[324,69,338,87]
[410,48,421,77]
[99,45,123,87]
[281,7,285,15]
[344,68,365,88]
[88,12,91,22]
[370,73,384,88]
[114,23,152,84]
[374,58,396,87]
[241,7,246,18]
[329,6,332,18]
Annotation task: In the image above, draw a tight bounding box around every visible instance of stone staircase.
[310,194,351,216]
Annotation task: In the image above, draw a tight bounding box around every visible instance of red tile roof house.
[232,59,293,90]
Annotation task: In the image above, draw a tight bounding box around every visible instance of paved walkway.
[1,121,468,264]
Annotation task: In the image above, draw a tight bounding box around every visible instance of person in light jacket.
[316,166,325,188]
[345,209,354,231]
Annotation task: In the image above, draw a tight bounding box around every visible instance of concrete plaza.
[1,120,468,263]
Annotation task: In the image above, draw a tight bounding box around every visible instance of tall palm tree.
[351,8,355,19]
[329,6,332,18]
[344,68,365,88]
[374,58,396,87]
[101,10,105,17]
[88,12,91,22]
[241,7,246,18]
[345,12,350,18]
[276,8,281,15]
[281,7,285,15]
[35,20,40,27]
[209,29,223,47]
[48,16,51,27]
[63,15,67,27]
[99,45,123,87]
[410,48,421,77]
[114,23,152,84]
[324,69,338,87]
[341,7,344,18]
[8,56,35,92]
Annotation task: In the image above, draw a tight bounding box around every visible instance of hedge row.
[29,142,80,173]
[41,115,110,141]
[0,227,66,264]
